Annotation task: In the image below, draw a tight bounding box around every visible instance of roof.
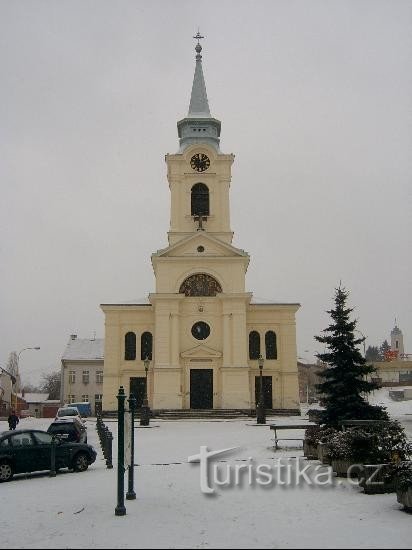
[188,42,210,118]
[62,338,104,361]
[18,393,49,404]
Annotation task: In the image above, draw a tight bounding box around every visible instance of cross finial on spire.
[193,30,204,58]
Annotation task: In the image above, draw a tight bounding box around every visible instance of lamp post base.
[256,403,266,425]
[140,404,151,426]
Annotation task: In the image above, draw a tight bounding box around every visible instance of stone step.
[101,408,300,419]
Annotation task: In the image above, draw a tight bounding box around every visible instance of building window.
[141,332,153,361]
[179,273,222,297]
[82,370,89,384]
[68,394,75,404]
[265,331,277,360]
[95,394,102,414]
[96,370,103,384]
[69,371,76,384]
[249,331,260,360]
[81,394,89,402]
[125,332,136,360]
[191,183,209,216]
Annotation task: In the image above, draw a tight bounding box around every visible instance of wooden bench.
[269,423,316,450]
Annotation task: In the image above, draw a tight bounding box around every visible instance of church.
[101,36,300,414]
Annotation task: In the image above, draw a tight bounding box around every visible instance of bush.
[304,425,338,447]
[323,420,412,463]
[327,430,355,459]
[388,461,412,492]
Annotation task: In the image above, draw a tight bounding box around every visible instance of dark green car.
[0,429,97,482]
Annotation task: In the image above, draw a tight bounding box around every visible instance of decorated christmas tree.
[315,285,388,427]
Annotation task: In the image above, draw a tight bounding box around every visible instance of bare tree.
[6,352,19,378]
[40,371,61,400]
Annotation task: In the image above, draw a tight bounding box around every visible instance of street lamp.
[140,356,151,426]
[256,354,266,425]
[14,347,41,412]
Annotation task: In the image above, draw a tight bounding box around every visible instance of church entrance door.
[129,377,147,408]
[190,369,213,409]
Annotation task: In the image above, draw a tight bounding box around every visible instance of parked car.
[65,402,92,417]
[55,406,86,424]
[47,418,87,444]
[0,429,96,482]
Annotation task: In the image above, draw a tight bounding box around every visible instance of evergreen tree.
[315,285,387,427]
[380,339,391,361]
[365,345,381,362]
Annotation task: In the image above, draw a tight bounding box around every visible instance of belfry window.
[141,332,153,361]
[249,331,260,360]
[191,183,209,216]
[265,331,277,360]
[125,332,136,361]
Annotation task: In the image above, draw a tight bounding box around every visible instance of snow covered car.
[55,406,86,424]
[0,429,96,482]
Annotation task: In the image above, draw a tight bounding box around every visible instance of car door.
[9,432,43,474]
[31,431,71,471]
[31,431,57,471]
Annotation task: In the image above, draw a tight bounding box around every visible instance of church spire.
[176,32,221,152]
[188,32,211,118]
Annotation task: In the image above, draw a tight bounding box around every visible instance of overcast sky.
[1,0,411,386]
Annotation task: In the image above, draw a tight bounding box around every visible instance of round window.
[197,246,205,253]
[191,321,210,340]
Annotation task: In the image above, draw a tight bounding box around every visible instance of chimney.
[70,334,77,340]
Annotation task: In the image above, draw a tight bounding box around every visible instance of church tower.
[391,323,404,359]
[101,36,300,413]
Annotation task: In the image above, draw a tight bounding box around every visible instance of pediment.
[154,233,248,259]
[181,344,222,359]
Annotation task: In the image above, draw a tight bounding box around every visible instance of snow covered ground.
[0,394,411,549]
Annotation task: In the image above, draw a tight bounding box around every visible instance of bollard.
[115,386,126,516]
[50,436,57,477]
[106,431,113,469]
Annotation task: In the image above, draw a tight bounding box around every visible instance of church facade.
[101,37,300,413]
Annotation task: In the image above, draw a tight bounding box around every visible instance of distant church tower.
[391,323,404,359]
[101,35,300,413]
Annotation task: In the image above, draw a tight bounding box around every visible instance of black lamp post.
[256,354,266,424]
[140,356,151,426]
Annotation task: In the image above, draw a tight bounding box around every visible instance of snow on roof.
[18,393,49,404]
[62,337,104,361]
[100,297,151,305]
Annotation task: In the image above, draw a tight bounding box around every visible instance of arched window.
[179,273,222,296]
[265,331,277,360]
[249,331,260,360]
[141,332,153,361]
[125,332,136,361]
[191,183,209,216]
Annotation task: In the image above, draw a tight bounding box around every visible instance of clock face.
[190,153,210,172]
[191,321,210,340]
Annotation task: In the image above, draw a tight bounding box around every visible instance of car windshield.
[58,408,78,417]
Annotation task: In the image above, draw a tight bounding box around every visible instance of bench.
[269,423,316,450]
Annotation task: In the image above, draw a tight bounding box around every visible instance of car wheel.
[72,452,89,472]
[0,461,13,482]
